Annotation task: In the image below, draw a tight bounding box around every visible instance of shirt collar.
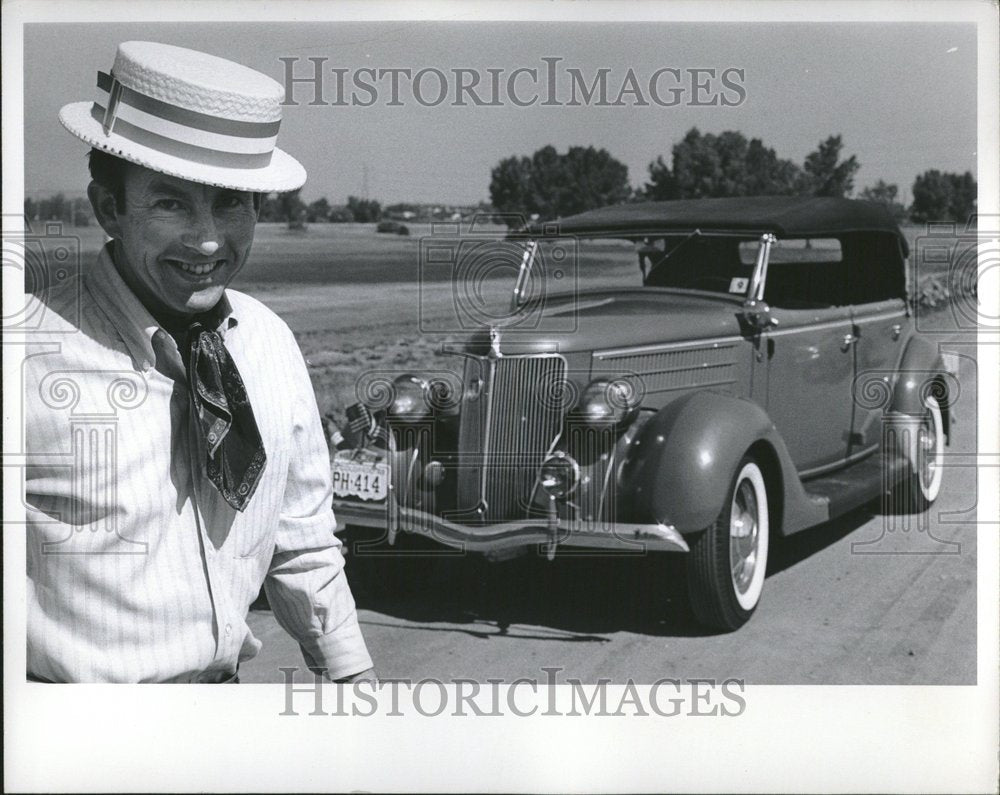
[86,242,239,370]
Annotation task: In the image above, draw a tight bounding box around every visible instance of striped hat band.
[92,71,280,170]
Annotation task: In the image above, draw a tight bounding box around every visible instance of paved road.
[241,322,979,685]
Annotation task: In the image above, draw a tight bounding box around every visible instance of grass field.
[33,220,957,427]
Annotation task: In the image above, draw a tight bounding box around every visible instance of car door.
[849,297,908,452]
[846,237,910,454]
[761,241,855,473]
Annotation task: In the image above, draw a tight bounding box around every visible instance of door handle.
[841,333,857,351]
[891,323,902,340]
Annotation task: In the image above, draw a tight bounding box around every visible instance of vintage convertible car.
[331,197,952,630]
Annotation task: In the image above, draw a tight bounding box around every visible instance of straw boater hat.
[59,41,306,193]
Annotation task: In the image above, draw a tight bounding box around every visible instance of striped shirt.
[25,243,372,683]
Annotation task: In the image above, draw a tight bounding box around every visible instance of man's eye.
[154,199,183,211]
[219,194,248,209]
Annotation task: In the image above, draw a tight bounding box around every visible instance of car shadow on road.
[345,541,704,639]
[766,501,878,576]
[337,506,878,640]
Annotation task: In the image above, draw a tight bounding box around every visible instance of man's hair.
[87,148,130,212]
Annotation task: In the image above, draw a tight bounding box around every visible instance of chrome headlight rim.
[539,451,581,498]
[388,373,431,419]
[577,377,639,426]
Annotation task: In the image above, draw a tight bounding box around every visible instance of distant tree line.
[24,190,496,230]
[23,195,93,227]
[253,192,384,227]
[24,129,977,231]
[487,128,978,227]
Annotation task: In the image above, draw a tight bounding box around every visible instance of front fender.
[617,391,779,533]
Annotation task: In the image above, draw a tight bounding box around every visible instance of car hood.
[463,288,747,355]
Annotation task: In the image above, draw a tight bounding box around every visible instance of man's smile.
[163,257,227,276]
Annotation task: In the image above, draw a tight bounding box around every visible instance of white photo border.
[3,1,997,792]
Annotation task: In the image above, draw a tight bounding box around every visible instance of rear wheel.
[891,393,945,513]
[685,456,770,631]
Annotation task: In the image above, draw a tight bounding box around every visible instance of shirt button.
[225,623,232,637]
[141,360,152,372]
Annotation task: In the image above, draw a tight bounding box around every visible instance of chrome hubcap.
[730,479,759,595]
[918,415,937,491]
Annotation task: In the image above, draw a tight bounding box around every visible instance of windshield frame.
[509,230,777,308]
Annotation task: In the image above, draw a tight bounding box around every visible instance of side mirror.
[739,299,780,332]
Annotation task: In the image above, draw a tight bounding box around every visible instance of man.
[25,41,375,683]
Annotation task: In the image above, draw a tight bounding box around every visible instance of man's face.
[99,164,258,319]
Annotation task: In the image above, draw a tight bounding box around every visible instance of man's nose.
[182,211,221,255]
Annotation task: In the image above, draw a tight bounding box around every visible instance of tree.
[256,190,307,225]
[488,155,533,220]
[346,196,382,223]
[949,171,977,223]
[489,145,631,226]
[72,196,92,226]
[744,138,804,196]
[800,135,860,197]
[859,180,907,221]
[257,193,281,222]
[644,128,802,200]
[277,189,307,229]
[644,155,679,200]
[559,145,632,216]
[328,206,354,223]
[306,197,331,223]
[38,193,72,224]
[910,170,977,223]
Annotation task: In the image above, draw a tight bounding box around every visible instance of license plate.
[332,455,388,501]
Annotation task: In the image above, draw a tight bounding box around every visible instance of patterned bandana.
[182,311,266,512]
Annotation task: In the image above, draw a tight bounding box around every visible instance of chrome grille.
[457,354,567,521]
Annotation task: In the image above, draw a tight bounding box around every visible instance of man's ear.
[87,181,123,239]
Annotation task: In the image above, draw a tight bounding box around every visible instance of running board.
[802,452,907,520]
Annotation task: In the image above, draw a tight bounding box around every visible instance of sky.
[23,21,977,206]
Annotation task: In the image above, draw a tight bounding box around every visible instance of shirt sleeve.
[262,328,373,681]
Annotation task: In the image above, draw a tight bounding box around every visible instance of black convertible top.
[525,196,909,255]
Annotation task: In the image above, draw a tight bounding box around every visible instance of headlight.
[578,379,637,424]
[539,452,580,498]
[389,374,430,418]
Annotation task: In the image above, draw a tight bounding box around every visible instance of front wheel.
[685,456,770,631]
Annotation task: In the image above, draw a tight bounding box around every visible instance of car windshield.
[641,233,759,297]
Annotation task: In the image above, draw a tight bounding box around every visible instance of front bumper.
[333,498,690,555]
